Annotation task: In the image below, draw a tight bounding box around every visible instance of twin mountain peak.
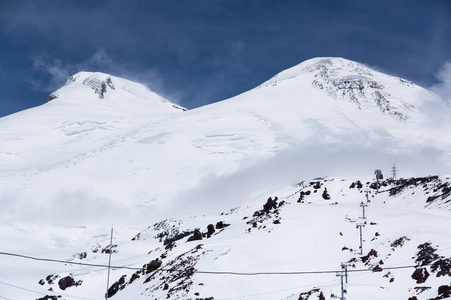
[45,57,444,121]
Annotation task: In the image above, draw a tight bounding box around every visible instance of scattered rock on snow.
[215,221,230,229]
[361,249,378,264]
[263,197,278,212]
[349,180,363,189]
[372,265,383,272]
[36,296,61,300]
[414,286,431,294]
[206,224,215,237]
[431,257,451,277]
[411,268,430,284]
[322,188,331,200]
[107,275,127,297]
[390,236,410,249]
[187,229,203,242]
[58,275,82,290]
[143,259,162,274]
[298,288,324,300]
[437,284,451,299]
[415,242,439,266]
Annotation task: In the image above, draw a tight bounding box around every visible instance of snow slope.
[0,57,451,299]
[1,58,450,224]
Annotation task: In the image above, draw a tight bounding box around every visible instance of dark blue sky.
[1,0,450,117]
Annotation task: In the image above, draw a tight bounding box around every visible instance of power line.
[0,250,425,276]
[215,277,339,300]
[0,279,96,300]
[195,270,339,275]
[0,251,142,271]
[0,280,48,296]
[197,264,423,275]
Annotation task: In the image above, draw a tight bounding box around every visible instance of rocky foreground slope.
[10,175,449,300]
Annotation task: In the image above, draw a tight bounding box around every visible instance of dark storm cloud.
[0,0,450,116]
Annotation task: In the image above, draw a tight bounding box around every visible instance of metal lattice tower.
[391,163,398,180]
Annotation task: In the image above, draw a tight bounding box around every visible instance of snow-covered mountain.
[1,58,450,223]
[0,57,450,300]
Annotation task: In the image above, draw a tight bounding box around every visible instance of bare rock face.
[305,58,412,120]
[47,92,59,102]
[82,75,116,99]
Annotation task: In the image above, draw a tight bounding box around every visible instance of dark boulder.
[143,259,162,274]
[263,197,278,212]
[411,268,430,284]
[372,265,383,272]
[349,180,363,189]
[431,258,451,277]
[415,242,439,266]
[129,273,140,284]
[215,221,229,229]
[322,188,331,200]
[58,275,82,290]
[107,275,127,297]
[207,224,215,237]
[187,229,203,242]
[37,296,61,300]
[438,285,451,298]
[361,249,378,264]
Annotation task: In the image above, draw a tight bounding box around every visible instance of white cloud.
[430,60,451,101]
[85,49,116,70]
[31,49,120,92]
[32,55,71,91]
[173,141,451,219]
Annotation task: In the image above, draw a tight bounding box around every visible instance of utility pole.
[335,271,346,300]
[374,169,383,193]
[356,223,365,255]
[341,262,352,284]
[391,163,398,180]
[105,226,113,300]
[360,202,368,220]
